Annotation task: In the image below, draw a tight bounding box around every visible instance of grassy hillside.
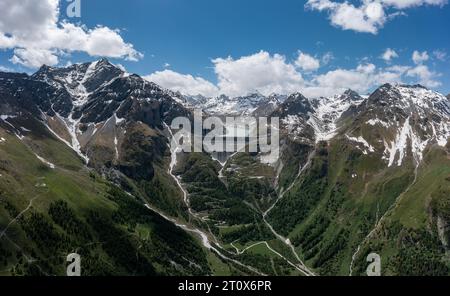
[350,145,450,276]
[0,121,213,276]
[268,136,450,275]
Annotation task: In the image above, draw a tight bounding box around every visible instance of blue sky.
[1,0,449,97]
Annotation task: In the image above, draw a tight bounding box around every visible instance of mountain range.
[0,59,449,276]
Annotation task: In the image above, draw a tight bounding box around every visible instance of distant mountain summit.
[341,83,450,167]
[188,92,286,116]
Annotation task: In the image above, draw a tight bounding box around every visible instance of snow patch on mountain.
[431,121,450,147]
[42,108,89,164]
[34,154,56,169]
[114,135,119,160]
[346,135,375,155]
[69,61,98,106]
[66,113,88,162]
[396,86,450,118]
[383,117,430,167]
[0,115,16,121]
[281,114,311,142]
[282,114,302,125]
[366,118,390,128]
[203,94,264,115]
[396,85,450,148]
[308,90,364,142]
[307,115,338,142]
[191,93,285,116]
[0,115,25,139]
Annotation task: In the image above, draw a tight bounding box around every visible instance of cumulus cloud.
[406,64,441,87]
[0,0,142,68]
[295,52,321,71]
[381,48,399,62]
[412,50,429,64]
[305,0,386,34]
[145,70,219,97]
[305,0,447,34]
[145,50,443,98]
[212,51,305,97]
[306,63,402,97]
[10,48,59,68]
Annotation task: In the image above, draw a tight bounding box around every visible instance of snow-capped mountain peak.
[32,59,125,107]
[349,84,450,167]
[308,90,364,142]
[191,93,271,116]
[369,83,446,108]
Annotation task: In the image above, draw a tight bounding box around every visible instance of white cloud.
[295,52,320,71]
[322,52,334,64]
[0,65,12,72]
[386,65,411,73]
[381,48,399,62]
[309,68,375,96]
[145,50,442,98]
[306,0,387,34]
[406,64,441,87]
[212,51,305,97]
[412,50,429,64]
[115,63,127,72]
[10,48,59,68]
[0,0,142,68]
[381,0,448,9]
[145,70,219,97]
[146,52,396,98]
[331,2,386,34]
[307,63,403,97]
[147,51,306,98]
[433,50,447,61]
[305,0,447,34]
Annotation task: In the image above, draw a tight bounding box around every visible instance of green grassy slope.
[267,136,450,275]
[350,145,450,276]
[0,121,212,276]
